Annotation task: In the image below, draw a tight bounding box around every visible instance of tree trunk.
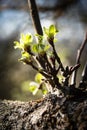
[0,93,87,130]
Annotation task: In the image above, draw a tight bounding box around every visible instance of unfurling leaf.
[22,51,31,59]
[42,88,48,95]
[20,33,33,45]
[29,82,39,95]
[14,33,33,51]
[43,25,58,39]
[29,82,38,92]
[19,52,32,64]
[35,34,43,43]
[43,27,49,36]
[49,25,58,36]
[32,43,50,54]
[14,41,23,49]
[35,73,44,83]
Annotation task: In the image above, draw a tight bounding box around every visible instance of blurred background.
[0,0,87,101]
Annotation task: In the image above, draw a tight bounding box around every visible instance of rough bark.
[0,93,87,130]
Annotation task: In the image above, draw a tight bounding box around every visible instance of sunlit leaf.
[53,38,58,43]
[38,44,45,52]
[14,33,33,52]
[22,51,31,59]
[35,34,43,43]
[18,51,31,64]
[32,44,39,53]
[42,89,48,95]
[39,84,48,95]
[49,25,58,36]
[14,41,23,49]
[29,82,38,91]
[43,27,49,36]
[32,43,49,54]
[43,25,58,39]
[20,33,33,45]
[35,73,44,83]
[18,57,28,65]
[44,44,50,51]
[29,82,39,95]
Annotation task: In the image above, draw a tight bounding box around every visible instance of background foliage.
[0,0,87,101]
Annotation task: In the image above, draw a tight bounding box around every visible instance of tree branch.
[81,61,87,82]
[28,0,43,35]
[48,39,65,73]
[79,61,87,90]
[71,32,87,85]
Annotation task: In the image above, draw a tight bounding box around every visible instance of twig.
[80,61,87,83]
[49,40,65,73]
[27,62,52,79]
[28,0,43,35]
[81,61,87,82]
[79,61,87,90]
[71,32,87,85]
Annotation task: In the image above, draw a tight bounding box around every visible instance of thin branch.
[79,61,87,90]
[27,62,52,79]
[81,61,87,82]
[28,0,43,35]
[71,32,87,85]
[51,41,65,73]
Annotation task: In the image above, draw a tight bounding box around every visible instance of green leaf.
[14,41,23,49]
[29,82,38,92]
[29,82,39,95]
[49,25,58,36]
[14,33,33,51]
[38,44,45,52]
[22,51,31,59]
[39,84,48,95]
[32,43,48,54]
[32,44,39,53]
[35,73,43,83]
[20,33,33,45]
[43,25,58,39]
[53,38,58,43]
[42,89,48,95]
[44,44,50,51]
[43,27,49,36]
[35,34,43,43]
[19,51,31,64]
